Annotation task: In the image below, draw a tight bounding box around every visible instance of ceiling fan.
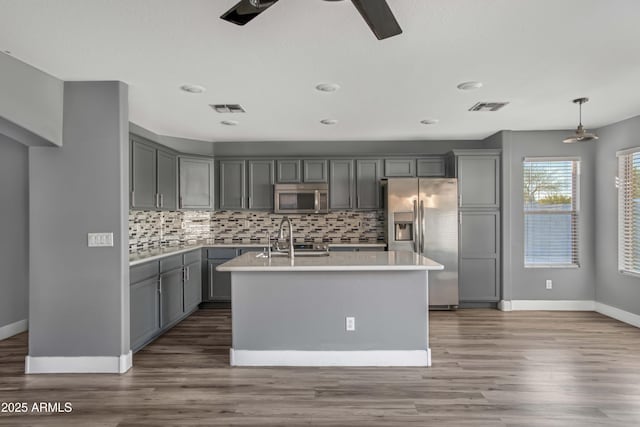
[220,0,403,40]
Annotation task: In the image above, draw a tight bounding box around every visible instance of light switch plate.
[88,232,114,247]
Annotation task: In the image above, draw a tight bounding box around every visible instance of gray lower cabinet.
[329,160,354,209]
[248,160,275,209]
[184,260,202,312]
[130,276,160,351]
[458,211,500,302]
[355,159,381,209]
[208,260,232,302]
[179,157,215,209]
[219,160,246,210]
[160,268,184,328]
[384,159,415,177]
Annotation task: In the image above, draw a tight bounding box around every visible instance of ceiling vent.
[210,104,246,113]
[468,102,509,112]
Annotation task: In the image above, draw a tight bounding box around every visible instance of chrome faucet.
[278,216,295,259]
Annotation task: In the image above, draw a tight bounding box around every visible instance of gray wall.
[0,52,63,146]
[0,135,29,329]
[500,130,596,301]
[595,115,640,316]
[213,139,483,157]
[29,81,130,357]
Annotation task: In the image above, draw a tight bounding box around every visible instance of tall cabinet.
[449,150,501,304]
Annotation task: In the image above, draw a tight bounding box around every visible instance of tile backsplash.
[129,210,385,253]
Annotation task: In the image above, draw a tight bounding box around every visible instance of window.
[617,148,640,275]
[523,158,580,267]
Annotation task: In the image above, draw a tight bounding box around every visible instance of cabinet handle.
[357,195,360,208]
[186,266,190,281]
[458,194,462,207]
[130,191,135,206]
[179,196,183,209]
[248,196,252,208]
[459,212,462,225]
[160,193,164,208]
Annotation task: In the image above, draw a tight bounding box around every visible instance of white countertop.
[216,251,443,272]
[129,242,387,266]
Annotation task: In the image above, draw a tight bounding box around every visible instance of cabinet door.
[248,160,275,210]
[160,268,184,328]
[459,211,500,302]
[384,159,415,177]
[277,160,301,183]
[457,155,500,209]
[417,157,446,177]
[356,160,381,209]
[131,140,157,209]
[130,277,160,351]
[157,150,177,210]
[219,160,246,210]
[183,261,202,311]
[179,157,214,209]
[208,260,232,302]
[329,160,354,209]
[303,160,327,182]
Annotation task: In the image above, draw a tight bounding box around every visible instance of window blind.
[617,148,640,274]
[523,158,580,267]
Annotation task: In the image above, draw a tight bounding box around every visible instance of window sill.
[619,270,640,279]
[524,264,580,269]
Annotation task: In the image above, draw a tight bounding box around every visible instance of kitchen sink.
[256,250,330,258]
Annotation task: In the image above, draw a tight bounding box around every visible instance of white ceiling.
[1,0,640,143]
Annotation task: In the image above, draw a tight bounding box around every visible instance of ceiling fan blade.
[351,0,402,40]
[221,0,279,26]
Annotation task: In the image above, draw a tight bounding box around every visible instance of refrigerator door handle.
[420,200,425,253]
[413,200,420,252]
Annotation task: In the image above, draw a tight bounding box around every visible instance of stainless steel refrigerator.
[385,178,459,308]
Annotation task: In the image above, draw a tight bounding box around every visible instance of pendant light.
[563,97,599,143]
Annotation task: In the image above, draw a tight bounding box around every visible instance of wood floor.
[1,309,639,426]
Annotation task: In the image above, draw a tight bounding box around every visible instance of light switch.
[88,233,114,247]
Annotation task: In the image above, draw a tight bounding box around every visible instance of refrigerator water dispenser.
[393,212,414,241]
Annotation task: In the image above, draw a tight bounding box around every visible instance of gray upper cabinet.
[130,137,177,211]
[384,159,415,177]
[219,160,247,210]
[329,160,354,209]
[417,157,446,177]
[453,151,500,209]
[248,160,275,210]
[276,160,301,183]
[157,150,177,210]
[179,157,215,209]
[131,139,157,209]
[304,160,328,182]
[355,159,381,209]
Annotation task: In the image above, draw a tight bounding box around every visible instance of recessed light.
[420,119,439,125]
[180,84,206,94]
[457,81,483,91]
[221,120,239,126]
[320,119,338,125]
[315,83,340,93]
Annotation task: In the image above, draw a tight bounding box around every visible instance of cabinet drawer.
[207,248,238,259]
[160,254,182,272]
[130,261,159,284]
[183,250,201,265]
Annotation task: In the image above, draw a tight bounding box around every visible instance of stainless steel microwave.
[274,183,329,214]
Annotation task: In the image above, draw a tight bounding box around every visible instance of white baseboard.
[230,349,431,367]
[509,300,596,311]
[498,300,512,311]
[25,350,133,374]
[0,319,28,340]
[595,302,640,329]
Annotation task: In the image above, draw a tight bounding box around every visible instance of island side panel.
[231,271,428,351]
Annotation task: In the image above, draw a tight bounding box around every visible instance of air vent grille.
[210,104,246,113]
[469,102,509,112]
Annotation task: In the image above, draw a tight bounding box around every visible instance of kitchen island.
[217,251,443,367]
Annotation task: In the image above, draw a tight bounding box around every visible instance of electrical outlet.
[545,279,552,290]
[345,316,355,332]
[88,232,114,247]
